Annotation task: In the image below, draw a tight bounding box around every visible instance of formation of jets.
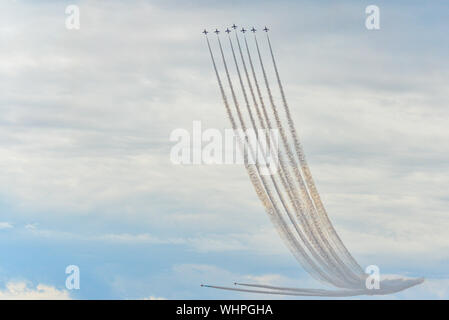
[202,25,269,35]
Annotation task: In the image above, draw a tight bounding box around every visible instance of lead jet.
[231,24,237,30]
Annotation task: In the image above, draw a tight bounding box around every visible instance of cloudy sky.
[0,0,448,299]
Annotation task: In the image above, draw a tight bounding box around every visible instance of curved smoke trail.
[203,27,424,296]
[228,33,350,287]
[218,33,343,285]
[252,34,362,285]
[235,32,358,287]
[265,33,364,275]
[209,33,336,285]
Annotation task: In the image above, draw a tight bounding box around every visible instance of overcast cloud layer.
[0,0,448,299]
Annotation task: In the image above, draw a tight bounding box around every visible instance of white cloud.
[0,281,71,300]
[0,222,13,229]
[143,296,166,300]
[392,278,449,300]
[0,0,447,291]
[24,223,37,230]
[22,225,287,256]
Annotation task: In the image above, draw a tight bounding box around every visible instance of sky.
[0,0,448,299]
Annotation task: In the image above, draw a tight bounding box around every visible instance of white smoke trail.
[252,34,362,285]
[202,284,368,297]
[204,276,424,297]
[227,33,350,287]
[248,34,361,287]
[233,278,425,295]
[233,32,358,287]
[265,33,364,275]
[209,34,336,285]
[203,28,423,296]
